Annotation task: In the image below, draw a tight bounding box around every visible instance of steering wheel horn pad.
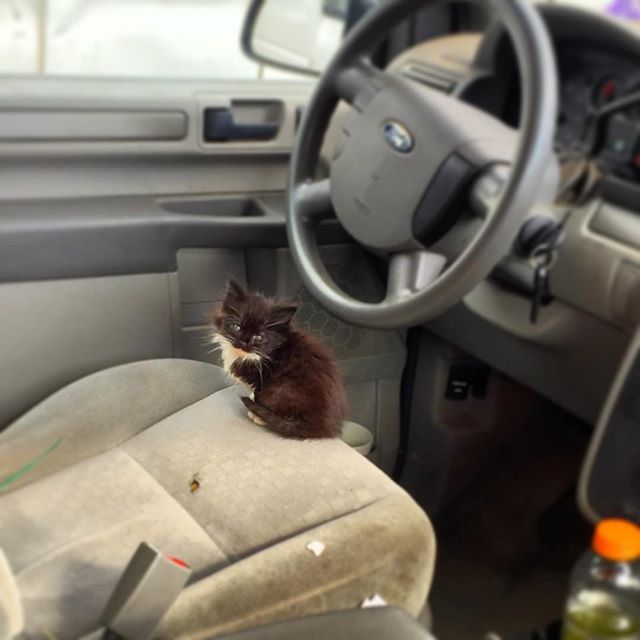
[330,73,518,252]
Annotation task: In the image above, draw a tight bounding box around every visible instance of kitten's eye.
[230,323,241,333]
[252,334,264,344]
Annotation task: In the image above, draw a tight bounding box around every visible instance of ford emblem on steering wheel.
[382,120,414,153]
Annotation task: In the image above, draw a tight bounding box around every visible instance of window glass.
[2,1,639,81]
[0,0,298,79]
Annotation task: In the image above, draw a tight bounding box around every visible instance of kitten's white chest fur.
[211,333,260,389]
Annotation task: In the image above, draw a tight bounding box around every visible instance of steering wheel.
[287,0,557,329]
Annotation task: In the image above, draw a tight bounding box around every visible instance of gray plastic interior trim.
[553,200,640,329]
[590,202,640,251]
[578,326,640,523]
[0,194,348,283]
[463,280,591,345]
[428,297,629,425]
[0,274,174,427]
[463,195,640,344]
[399,331,458,513]
[0,157,291,201]
[101,542,191,638]
[0,78,312,157]
[159,195,269,217]
[0,110,187,141]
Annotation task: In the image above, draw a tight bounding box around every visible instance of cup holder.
[341,421,374,456]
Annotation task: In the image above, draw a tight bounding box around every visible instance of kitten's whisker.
[259,353,273,372]
[257,359,265,388]
[202,331,221,345]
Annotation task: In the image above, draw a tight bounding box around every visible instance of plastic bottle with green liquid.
[562,519,640,640]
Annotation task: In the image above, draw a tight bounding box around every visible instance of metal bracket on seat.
[101,542,192,640]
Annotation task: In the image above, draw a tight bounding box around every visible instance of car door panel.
[0,78,406,473]
[0,273,174,427]
[0,193,348,283]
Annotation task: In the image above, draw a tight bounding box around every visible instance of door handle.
[203,107,280,142]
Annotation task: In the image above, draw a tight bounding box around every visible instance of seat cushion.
[0,360,435,639]
[0,359,231,493]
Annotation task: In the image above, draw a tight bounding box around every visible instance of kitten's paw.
[247,410,266,427]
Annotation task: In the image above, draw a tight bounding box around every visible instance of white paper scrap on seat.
[361,593,388,608]
[0,548,24,639]
[305,540,326,557]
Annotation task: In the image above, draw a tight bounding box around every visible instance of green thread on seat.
[0,437,63,492]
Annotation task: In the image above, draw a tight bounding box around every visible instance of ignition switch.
[515,216,562,258]
[492,215,566,323]
[517,215,565,323]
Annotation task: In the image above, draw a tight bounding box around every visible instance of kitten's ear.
[225,278,246,302]
[268,303,298,327]
[221,278,246,314]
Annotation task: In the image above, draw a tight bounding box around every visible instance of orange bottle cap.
[592,519,640,561]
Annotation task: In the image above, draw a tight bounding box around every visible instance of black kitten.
[211,280,347,439]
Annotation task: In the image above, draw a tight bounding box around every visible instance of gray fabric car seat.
[0,359,436,640]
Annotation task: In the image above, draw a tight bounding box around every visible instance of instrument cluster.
[556,46,640,179]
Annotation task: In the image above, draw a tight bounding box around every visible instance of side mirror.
[241,0,349,76]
